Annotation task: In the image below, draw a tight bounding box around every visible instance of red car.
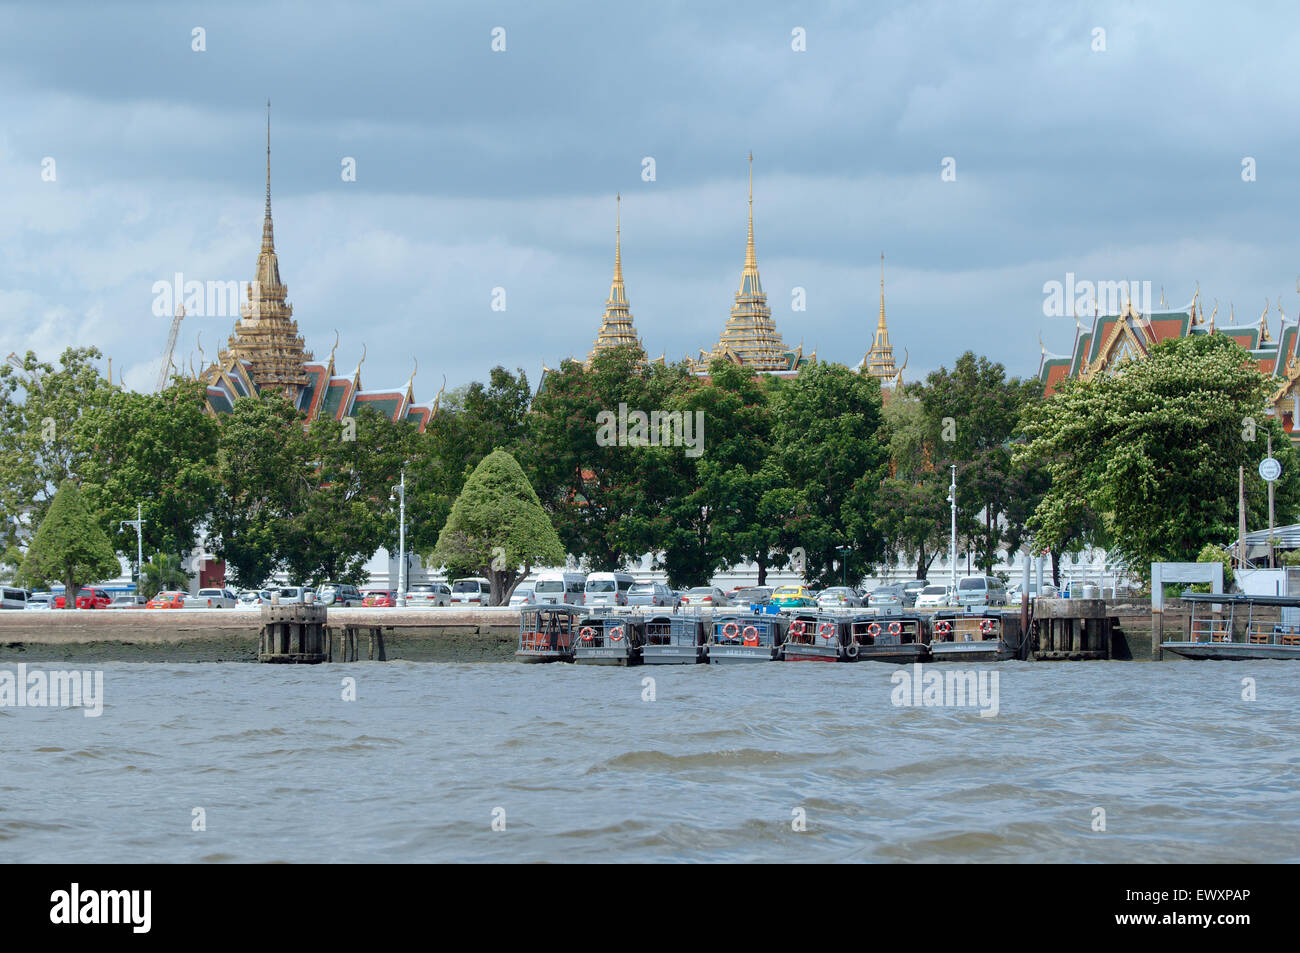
[54,588,112,609]
[146,591,186,609]
[361,590,396,607]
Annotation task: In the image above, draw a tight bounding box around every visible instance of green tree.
[140,552,189,599]
[1016,334,1300,580]
[209,393,311,588]
[75,379,219,565]
[0,348,113,553]
[18,479,121,607]
[430,449,566,605]
[873,391,950,579]
[766,362,890,587]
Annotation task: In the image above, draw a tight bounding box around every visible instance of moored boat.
[1162,592,1300,660]
[850,610,931,663]
[573,610,644,666]
[709,613,783,663]
[781,613,853,662]
[515,604,580,663]
[929,609,1025,662]
[641,612,708,664]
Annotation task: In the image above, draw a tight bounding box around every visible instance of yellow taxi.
[770,585,817,608]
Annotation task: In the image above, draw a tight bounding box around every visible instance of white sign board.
[1260,457,1281,482]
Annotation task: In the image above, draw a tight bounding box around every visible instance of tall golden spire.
[702,153,795,371]
[862,252,898,383]
[587,193,644,364]
[219,100,312,398]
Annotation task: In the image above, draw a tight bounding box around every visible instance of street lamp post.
[948,465,958,601]
[836,544,850,588]
[119,503,145,595]
[391,470,407,607]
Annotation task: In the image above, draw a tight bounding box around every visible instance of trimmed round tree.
[430,449,565,605]
[19,479,121,607]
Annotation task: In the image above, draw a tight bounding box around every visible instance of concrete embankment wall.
[0,608,521,663]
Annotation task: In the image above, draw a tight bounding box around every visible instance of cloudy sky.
[2,0,1299,397]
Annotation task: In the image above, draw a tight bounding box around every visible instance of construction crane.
[156,305,185,393]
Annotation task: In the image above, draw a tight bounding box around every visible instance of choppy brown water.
[1,661,1296,862]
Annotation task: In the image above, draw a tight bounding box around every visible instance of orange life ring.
[789,619,806,637]
[935,620,952,635]
[867,621,881,637]
[722,620,741,641]
[580,626,596,642]
[609,626,624,643]
[818,621,836,640]
[888,621,902,636]
[980,618,996,635]
[742,625,759,646]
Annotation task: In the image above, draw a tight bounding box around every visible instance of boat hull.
[641,646,706,664]
[781,645,844,662]
[574,647,640,666]
[1162,641,1300,661]
[928,640,1015,662]
[856,643,931,663]
[709,645,775,663]
[514,651,571,664]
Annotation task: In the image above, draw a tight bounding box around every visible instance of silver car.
[817,586,864,608]
[508,582,537,607]
[680,586,729,608]
[626,581,673,607]
[868,586,905,608]
[406,582,451,607]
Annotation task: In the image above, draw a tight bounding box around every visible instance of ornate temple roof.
[858,253,905,387]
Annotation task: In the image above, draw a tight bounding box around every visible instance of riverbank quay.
[0,599,1172,663]
[0,607,521,663]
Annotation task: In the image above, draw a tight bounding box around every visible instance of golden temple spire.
[745,151,756,270]
[586,194,642,364]
[862,252,897,383]
[262,99,274,253]
[878,251,888,336]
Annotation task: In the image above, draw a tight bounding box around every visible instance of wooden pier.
[258,604,329,663]
[1032,598,1113,660]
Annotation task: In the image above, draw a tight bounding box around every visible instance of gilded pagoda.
[199,105,439,430]
[858,253,906,387]
[586,194,646,365]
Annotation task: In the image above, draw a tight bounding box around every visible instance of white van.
[451,577,493,605]
[1,587,30,610]
[584,571,636,607]
[533,571,586,606]
[957,575,1008,608]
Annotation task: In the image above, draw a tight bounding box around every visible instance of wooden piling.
[257,604,329,663]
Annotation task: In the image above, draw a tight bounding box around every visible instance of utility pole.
[119,503,145,595]
[948,465,958,602]
[1268,433,1276,569]
[392,470,407,607]
[1238,465,1247,570]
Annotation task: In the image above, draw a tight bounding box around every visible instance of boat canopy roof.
[1182,592,1300,607]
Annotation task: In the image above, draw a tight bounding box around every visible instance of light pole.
[948,465,958,602]
[836,544,850,588]
[119,503,145,596]
[391,470,407,607]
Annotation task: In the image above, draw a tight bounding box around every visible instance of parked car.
[1007,583,1060,602]
[957,575,1008,608]
[507,581,537,607]
[627,581,674,607]
[900,579,928,605]
[146,591,187,609]
[24,592,54,611]
[406,582,452,607]
[318,583,363,607]
[584,571,636,607]
[235,589,275,609]
[58,588,112,610]
[451,577,492,606]
[361,589,397,607]
[868,585,906,608]
[770,585,817,608]
[1,586,31,610]
[275,586,317,604]
[197,587,237,608]
[533,570,586,606]
[731,586,774,606]
[680,586,729,608]
[106,594,146,609]
[817,586,864,608]
[915,584,952,608]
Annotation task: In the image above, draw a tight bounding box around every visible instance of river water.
[1,660,1296,863]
